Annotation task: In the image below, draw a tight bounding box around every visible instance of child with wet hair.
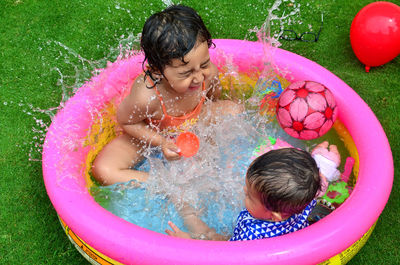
[92,5,242,185]
[166,142,338,241]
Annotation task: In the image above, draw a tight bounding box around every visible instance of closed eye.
[201,59,210,68]
[179,70,192,77]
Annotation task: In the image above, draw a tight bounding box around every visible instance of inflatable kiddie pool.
[43,39,393,265]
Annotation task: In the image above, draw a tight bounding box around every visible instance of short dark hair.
[140,5,214,75]
[246,148,320,215]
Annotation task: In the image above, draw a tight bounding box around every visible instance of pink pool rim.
[42,39,393,264]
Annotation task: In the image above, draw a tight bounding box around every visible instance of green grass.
[1,0,399,264]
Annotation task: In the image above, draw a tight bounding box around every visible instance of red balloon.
[350,1,400,72]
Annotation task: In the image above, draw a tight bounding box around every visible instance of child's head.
[141,5,214,75]
[245,148,320,220]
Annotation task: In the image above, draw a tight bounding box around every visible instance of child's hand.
[312,141,341,182]
[165,221,192,239]
[161,139,181,161]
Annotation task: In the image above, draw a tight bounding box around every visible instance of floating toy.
[311,142,341,182]
[257,78,283,99]
[350,1,400,72]
[323,181,350,204]
[276,80,338,140]
[43,39,393,265]
[341,156,355,183]
[176,131,200,158]
[321,156,355,205]
[257,78,283,116]
[251,136,292,160]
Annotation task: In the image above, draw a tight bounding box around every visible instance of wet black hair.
[140,5,214,81]
[246,148,321,215]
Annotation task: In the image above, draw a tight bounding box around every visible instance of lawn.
[0,0,399,264]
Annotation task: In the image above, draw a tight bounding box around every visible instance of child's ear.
[152,71,163,79]
[146,66,163,80]
[315,174,328,198]
[271,211,284,222]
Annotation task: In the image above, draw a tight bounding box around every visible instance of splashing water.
[11,32,142,162]
[91,0,302,235]
[15,0,352,235]
[18,0,297,165]
[93,112,284,235]
[90,0,354,237]
[245,0,301,118]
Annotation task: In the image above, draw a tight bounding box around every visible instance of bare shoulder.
[117,74,159,122]
[129,74,157,105]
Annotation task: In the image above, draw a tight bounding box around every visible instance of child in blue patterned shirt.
[166,142,339,241]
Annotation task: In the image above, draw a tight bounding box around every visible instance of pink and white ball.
[276,81,338,140]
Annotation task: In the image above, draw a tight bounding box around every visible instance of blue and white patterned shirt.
[229,199,317,241]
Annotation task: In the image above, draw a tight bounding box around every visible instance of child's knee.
[91,159,115,184]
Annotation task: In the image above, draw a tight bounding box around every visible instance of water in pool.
[90,94,352,237]
[88,0,351,231]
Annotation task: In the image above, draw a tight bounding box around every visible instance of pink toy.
[311,141,341,182]
[341,157,355,183]
[276,81,338,140]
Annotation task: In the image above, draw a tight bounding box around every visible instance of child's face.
[244,179,276,221]
[162,40,212,94]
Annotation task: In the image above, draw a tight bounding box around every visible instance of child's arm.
[117,82,180,160]
[166,219,228,241]
[166,204,229,241]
